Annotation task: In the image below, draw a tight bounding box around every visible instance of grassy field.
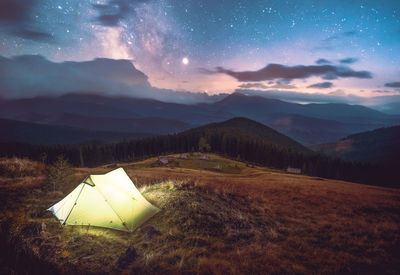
[1,154,400,274]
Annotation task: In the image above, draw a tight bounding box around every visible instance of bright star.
[182,57,189,65]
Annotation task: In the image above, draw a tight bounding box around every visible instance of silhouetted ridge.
[184,117,309,153]
[312,125,400,165]
[0,118,152,145]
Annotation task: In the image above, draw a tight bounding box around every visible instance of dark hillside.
[311,125,400,166]
[0,118,151,145]
[182,117,310,153]
[1,117,395,187]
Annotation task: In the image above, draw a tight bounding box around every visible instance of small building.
[213,164,222,171]
[179,154,189,159]
[157,156,174,165]
[200,155,210,160]
[286,167,301,174]
[205,163,222,172]
[190,152,201,156]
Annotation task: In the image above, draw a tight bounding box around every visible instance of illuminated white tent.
[48,168,159,232]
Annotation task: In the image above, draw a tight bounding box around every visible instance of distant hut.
[213,164,222,171]
[191,152,201,156]
[200,155,210,160]
[157,156,174,165]
[286,167,301,174]
[179,154,188,159]
[205,163,222,172]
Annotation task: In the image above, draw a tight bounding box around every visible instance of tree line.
[0,129,397,187]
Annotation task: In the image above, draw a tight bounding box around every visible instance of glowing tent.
[48,168,160,232]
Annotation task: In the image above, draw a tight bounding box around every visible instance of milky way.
[0,0,399,96]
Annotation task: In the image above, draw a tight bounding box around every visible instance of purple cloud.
[93,0,150,27]
[0,0,53,42]
[307,82,334,89]
[210,63,372,82]
[385,82,400,88]
[339,57,358,64]
[315,58,331,64]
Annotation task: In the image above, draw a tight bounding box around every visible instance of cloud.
[343,31,357,37]
[385,82,400,88]
[324,30,358,42]
[238,82,298,90]
[328,89,346,96]
[238,83,269,89]
[270,84,297,89]
[93,1,187,89]
[0,0,35,24]
[339,57,358,64]
[307,82,334,89]
[233,89,400,110]
[315,58,331,64]
[11,29,53,41]
[0,54,223,104]
[235,88,359,104]
[372,90,400,94]
[0,54,150,98]
[315,30,358,52]
[210,63,372,82]
[93,0,150,27]
[0,0,53,42]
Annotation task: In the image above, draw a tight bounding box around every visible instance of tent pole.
[63,183,86,225]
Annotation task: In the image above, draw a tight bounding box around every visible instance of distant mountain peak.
[215,92,287,106]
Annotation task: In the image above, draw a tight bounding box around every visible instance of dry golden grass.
[1,154,400,274]
[0,157,46,190]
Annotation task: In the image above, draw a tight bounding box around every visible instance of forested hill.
[311,125,400,165]
[182,117,310,153]
[0,117,396,187]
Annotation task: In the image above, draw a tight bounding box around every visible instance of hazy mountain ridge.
[11,112,192,134]
[1,92,398,145]
[268,114,376,145]
[0,118,153,145]
[237,89,400,114]
[211,93,390,121]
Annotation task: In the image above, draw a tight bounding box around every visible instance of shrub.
[47,156,75,192]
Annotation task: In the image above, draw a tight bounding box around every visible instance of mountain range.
[311,125,400,166]
[0,118,152,145]
[1,92,398,145]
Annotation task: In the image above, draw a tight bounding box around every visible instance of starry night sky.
[1,0,400,98]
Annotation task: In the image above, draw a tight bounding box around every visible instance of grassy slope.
[1,154,400,274]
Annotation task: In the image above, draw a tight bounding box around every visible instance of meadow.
[1,154,399,274]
